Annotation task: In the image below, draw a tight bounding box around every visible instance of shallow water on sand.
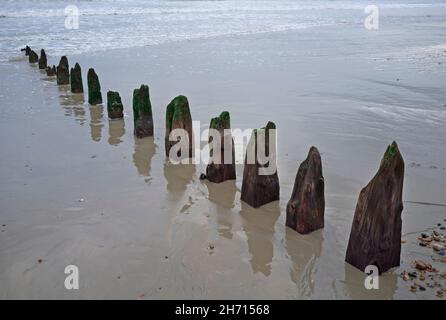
[1,5,446,299]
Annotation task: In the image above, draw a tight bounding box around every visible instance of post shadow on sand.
[285,227,323,296]
[343,261,397,299]
[89,104,104,142]
[57,85,86,125]
[108,119,125,146]
[205,180,237,240]
[239,201,280,277]
[132,136,156,177]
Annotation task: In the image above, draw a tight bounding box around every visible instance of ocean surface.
[1,0,446,61]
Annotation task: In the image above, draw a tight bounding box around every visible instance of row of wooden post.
[22,46,405,275]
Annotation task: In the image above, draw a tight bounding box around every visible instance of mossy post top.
[380,141,404,166]
[132,84,152,121]
[210,111,230,130]
[165,95,192,132]
[107,91,123,109]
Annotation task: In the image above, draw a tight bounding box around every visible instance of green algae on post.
[165,95,193,158]
[107,91,124,119]
[381,141,402,166]
[209,111,230,131]
[70,63,83,93]
[87,68,102,105]
[133,84,153,137]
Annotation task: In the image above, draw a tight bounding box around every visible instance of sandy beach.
[0,1,446,299]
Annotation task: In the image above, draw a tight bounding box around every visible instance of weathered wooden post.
[204,111,236,183]
[87,68,102,105]
[57,56,69,85]
[164,95,192,158]
[286,146,325,234]
[240,121,279,208]
[70,63,83,93]
[345,141,405,274]
[107,91,124,119]
[133,84,153,137]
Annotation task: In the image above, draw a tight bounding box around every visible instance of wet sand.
[0,20,446,299]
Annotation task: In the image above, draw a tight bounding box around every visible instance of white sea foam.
[1,0,445,61]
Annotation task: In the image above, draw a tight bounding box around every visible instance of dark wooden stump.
[21,46,31,56]
[107,91,124,119]
[56,56,69,85]
[164,95,193,158]
[28,50,38,64]
[87,68,102,105]
[286,146,325,234]
[70,63,83,93]
[38,49,47,69]
[133,84,153,137]
[205,111,236,183]
[345,141,405,274]
[46,65,56,77]
[241,121,280,208]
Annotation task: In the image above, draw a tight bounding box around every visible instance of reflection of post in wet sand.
[163,162,196,198]
[108,119,125,146]
[58,85,86,125]
[89,105,104,142]
[206,180,237,239]
[240,201,280,277]
[343,261,397,299]
[132,137,156,177]
[285,227,322,296]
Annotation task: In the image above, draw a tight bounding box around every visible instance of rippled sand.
[0,16,446,299]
